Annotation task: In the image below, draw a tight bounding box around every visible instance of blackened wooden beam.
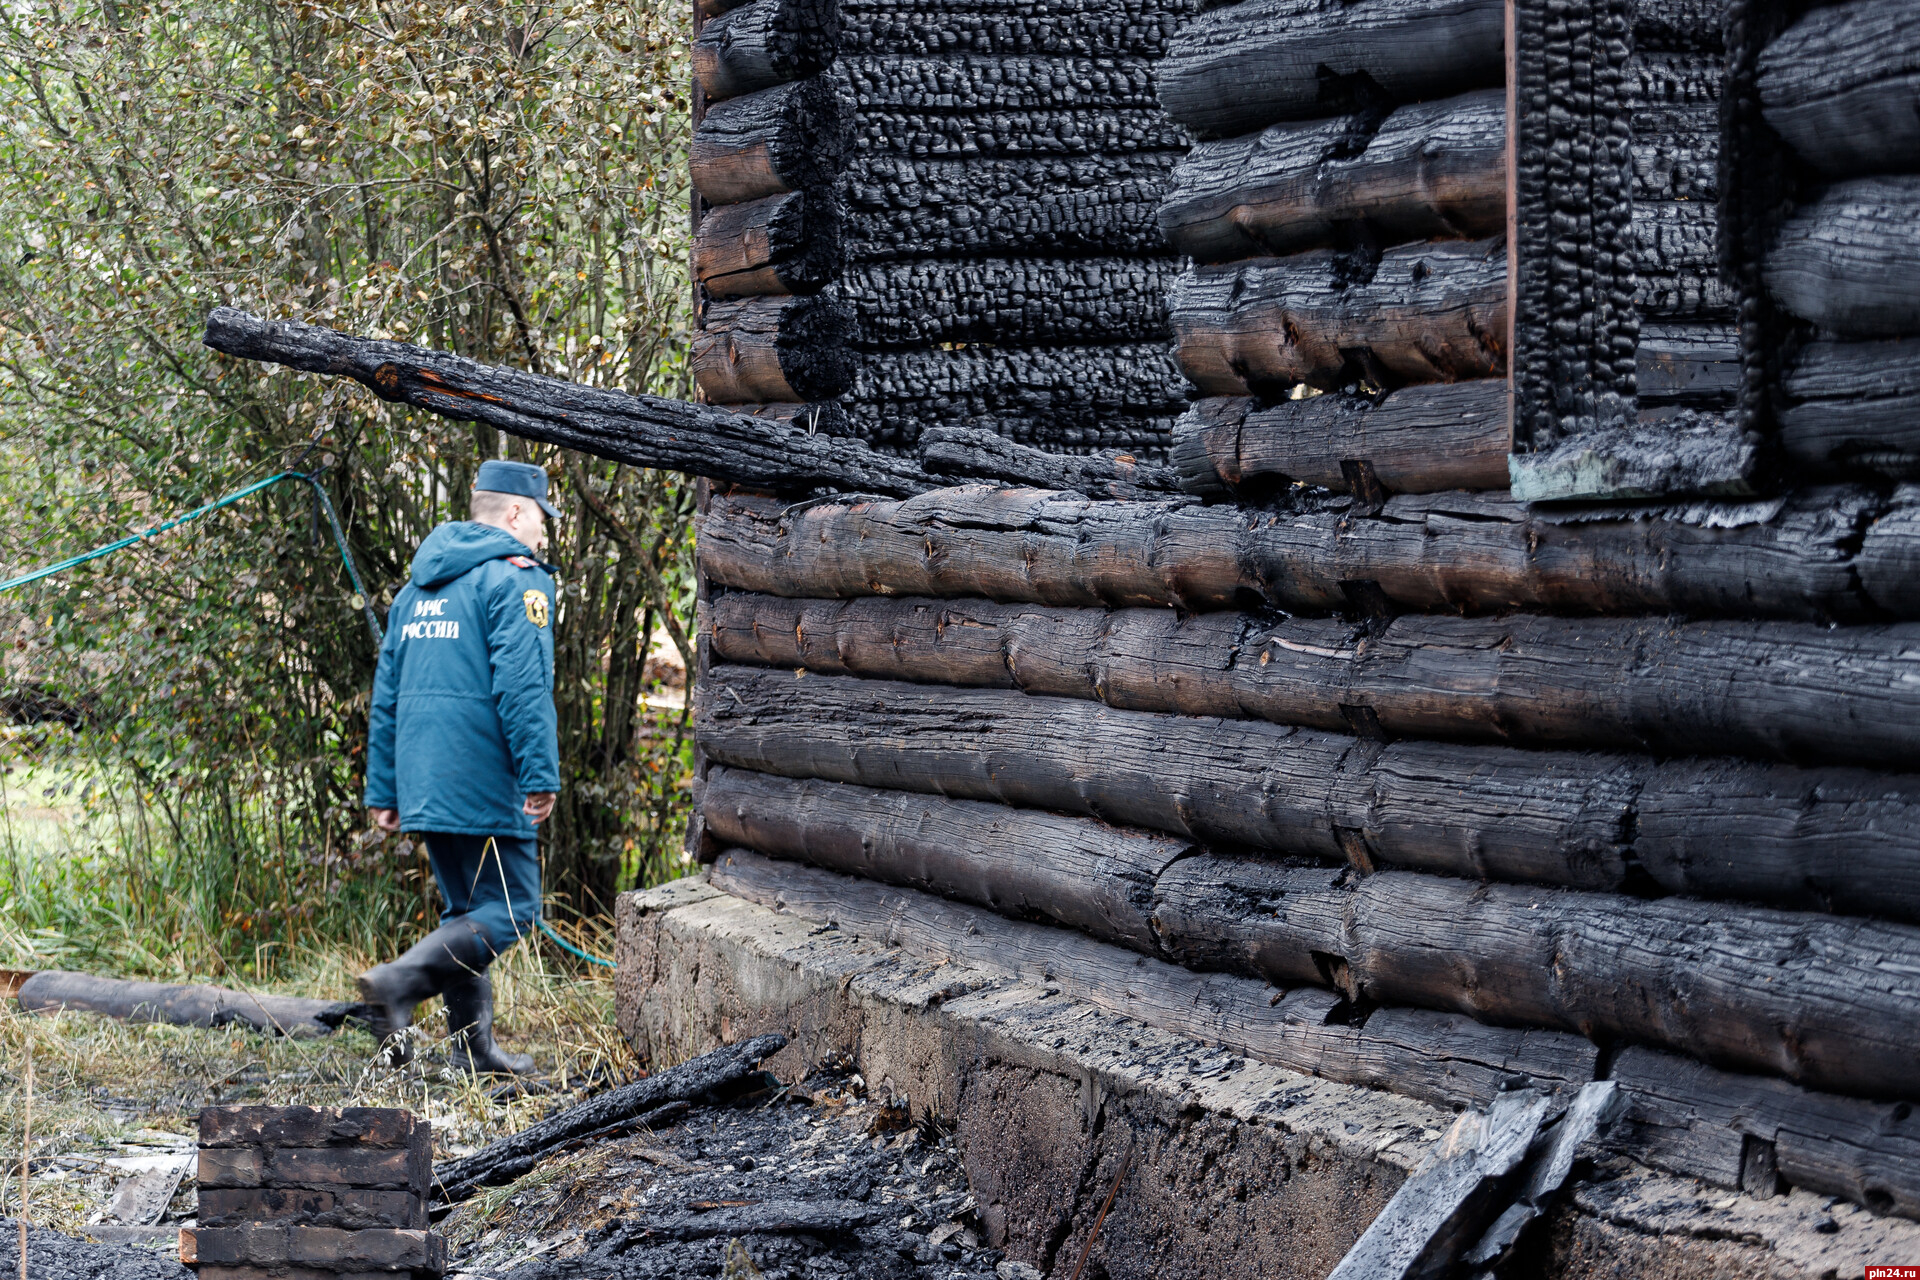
[916,427,1181,499]
[850,107,1191,158]
[836,257,1177,347]
[691,79,852,206]
[838,0,1194,57]
[838,54,1159,110]
[1759,0,1920,179]
[691,295,856,403]
[1780,337,1920,477]
[1767,176,1920,337]
[693,189,842,298]
[200,309,932,496]
[692,0,840,101]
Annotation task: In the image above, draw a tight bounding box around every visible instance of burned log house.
[206,0,1920,1268]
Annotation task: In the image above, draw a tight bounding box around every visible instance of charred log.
[692,79,853,206]
[692,295,856,403]
[693,189,842,298]
[693,0,841,102]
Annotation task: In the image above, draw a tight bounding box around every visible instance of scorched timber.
[692,295,855,403]
[1170,239,1507,395]
[916,427,1181,498]
[835,55,1160,110]
[850,108,1191,157]
[1156,0,1505,138]
[1759,0,1920,178]
[698,665,1920,919]
[838,0,1196,57]
[836,258,1176,346]
[696,485,1920,622]
[1170,381,1511,497]
[1157,91,1507,263]
[1766,176,1920,337]
[1780,338,1920,475]
[691,79,852,205]
[692,0,840,101]
[708,848,1598,1110]
[706,592,1920,768]
[693,190,841,298]
[200,309,933,496]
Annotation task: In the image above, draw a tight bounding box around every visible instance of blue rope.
[539,917,615,967]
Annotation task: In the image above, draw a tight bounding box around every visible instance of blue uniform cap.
[475,459,562,519]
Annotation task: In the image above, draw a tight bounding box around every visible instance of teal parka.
[363,522,559,835]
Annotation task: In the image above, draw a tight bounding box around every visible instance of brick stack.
[181,1107,444,1280]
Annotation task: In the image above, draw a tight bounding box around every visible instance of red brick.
[197,1187,335,1225]
[287,1227,443,1273]
[197,1149,265,1189]
[337,1190,427,1230]
[191,1224,290,1266]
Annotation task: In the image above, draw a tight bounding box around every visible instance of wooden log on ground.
[701,764,1188,955]
[1780,337,1920,476]
[835,258,1176,346]
[692,79,852,206]
[1169,381,1510,497]
[698,666,1920,918]
[1170,239,1507,395]
[692,295,855,403]
[1759,0,1920,178]
[916,427,1182,498]
[693,190,841,299]
[706,593,1920,768]
[693,0,841,102]
[1766,176,1920,337]
[1156,0,1506,139]
[1148,857,1920,1098]
[841,153,1179,259]
[201,309,933,497]
[837,54,1159,110]
[16,971,361,1039]
[1608,1045,1920,1218]
[1157,90,1506,263]
[696,483,1914,622]
[850,108,1192,157]
[709,848,1598,1109]
[839,0,1195,57]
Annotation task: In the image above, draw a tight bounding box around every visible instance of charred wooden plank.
[839,0,1197,57]
[693,0,841,102]
[845,403,1180,456]
[841,153,1180,259]
[836,54,1160,110]
[1157,90,1507,263]
[692,79,852,206]
[201,309,932,496]
[693,190,841,298]
[1631,104,1718,202]
[693,295,855,403]
[1636,322,1741,406]
[1170,239,1507,395]
[1780,338,1920,477]
[1506,412,1759,505]
[1766,176,1920,337]
[701,764,1187,954]
[851,108,1192,157]
[1150,857,1920,1098]
[916,427,1182,498]
[835,258,1176,346]
[697,484,1904,622]
[698,666,1920,918]
[719,399,853,438]
[1608,1045,1920,1218]
[1169,381,1511,497]
[1634,200,1737,320]
[1759,0,1920,178]
[709,847,1597,1108]
[1156,0,1506,139]
[706,593,1920,768]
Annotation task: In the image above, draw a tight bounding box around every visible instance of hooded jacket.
[363,522,559,835]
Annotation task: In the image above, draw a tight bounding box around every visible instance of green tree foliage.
[0,0,697,975]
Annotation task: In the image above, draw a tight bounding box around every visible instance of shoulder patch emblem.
[523,589,550,629]
[507,555,537,569]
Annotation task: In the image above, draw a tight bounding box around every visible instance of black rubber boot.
[357,918,493,1065]
[441,971,536,1076]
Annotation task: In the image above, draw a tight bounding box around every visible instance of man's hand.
[524,792,557,824]
[370,808,401,833]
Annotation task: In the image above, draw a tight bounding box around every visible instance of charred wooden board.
[1636,322,1741,405]
[916,427,1182,498]
[707,593,1920,768]
[691,295,856,403]
[698,665,1920,919]
[851,108,1191,156]
[836,258,1176,346]
[696,482,1919,622]
[1631,104,1719,201]
[1169,381,1511,497]
[839,0,1197,56]
[1634,200,1737,320]
[693,0,841,101]
[693,190,841,298]
[710,847,1598,1109]
[849,344,1190,434]
[1767,176,1920,336]
[692,79,852,206]
[1156,0,1505,139]
[1506,412,1759,504]
[836,55,1160,110]
[1148,856,1920,1098]
[1632,0,1721,52]
[840,152,1179,259]
[844,404,1180,455]
[1780,337,1920,476]
[201,309,932,497]
[1157,90,1507,263]
[1170,239,1507,395]
[1759,0,1920,178]
[719,399,853,438]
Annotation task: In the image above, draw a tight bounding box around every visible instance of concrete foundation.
[616,876,1920,1280]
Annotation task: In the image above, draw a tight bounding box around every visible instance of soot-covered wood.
[709,848,1598,1109]
[916,427,1181,498]
[1759,0,1920,178]
[200,309,933,497]
[1170,239,1507,395]
[836,258,1176,346]
[1170,381,1511,496]
[1157,0,1506,139]
[1158,90,1506,263]
[1634,201,1735,320]
[697,485,1920,622]
[706,592,1920,768]
[1780,338,1920,476]
[691,295,856,403]
[692,79,852,205]
[698,666,1920,918]
[693,190,842,298]
[839,0,1198,57]
[1637,321,1741,406]
[693,0,841,101]
[1767,176,1920,336]
[836,54,1159,110]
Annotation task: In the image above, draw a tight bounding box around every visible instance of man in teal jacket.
[360,459,561,1075]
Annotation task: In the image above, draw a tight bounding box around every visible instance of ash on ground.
[449,1057,1031,1280]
